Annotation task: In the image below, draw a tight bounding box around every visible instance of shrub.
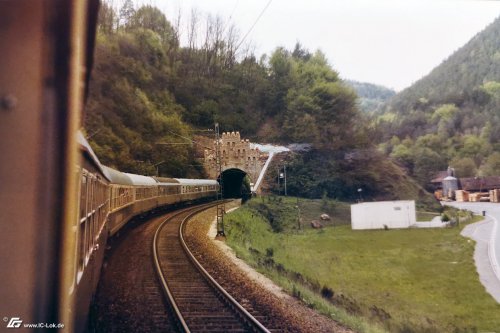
[321,286,334,299]
[441,213,450,222]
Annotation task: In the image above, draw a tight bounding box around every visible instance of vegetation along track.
[153,202,271,333]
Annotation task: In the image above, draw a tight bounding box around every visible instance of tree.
[390,144,414,171]
[479,152,500,176]
[450,157,477,178]
[268,47,293,117]
[431,104,458,122]
[98,2,116,34]
[119,0,135,29]
[291,42,311,61]
[458,135,491,164]
[129,6,176,45]
[413,147,446,186]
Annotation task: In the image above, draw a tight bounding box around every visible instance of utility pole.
[215,123,225,238]
[284,164,287,196]
[154,161,165,177]
[277,168,280,195]
[296,197,301,230]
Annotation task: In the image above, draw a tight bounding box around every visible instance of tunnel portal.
[218,168,249,199]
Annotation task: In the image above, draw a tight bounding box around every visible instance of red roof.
[430,171,449,184]
[459,176,500,191]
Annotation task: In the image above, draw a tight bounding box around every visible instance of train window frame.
[78,172,88,276]
[86,176,93,262]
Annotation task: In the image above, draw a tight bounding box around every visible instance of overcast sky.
[141,0,500,91]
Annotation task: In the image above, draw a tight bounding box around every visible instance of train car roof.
[102,166,134,185]
[124,173,158,186]
[153,176,180,184]
[77,131,110,180]
[174,178,219,185]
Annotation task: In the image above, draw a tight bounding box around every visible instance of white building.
[351,200,416,230]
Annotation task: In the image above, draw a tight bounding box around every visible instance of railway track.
[153,203,270,333]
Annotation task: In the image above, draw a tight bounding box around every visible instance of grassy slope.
[225,196,500,332]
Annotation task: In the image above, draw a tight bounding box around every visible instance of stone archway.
[218,168,249,198]
[204,131,264,186]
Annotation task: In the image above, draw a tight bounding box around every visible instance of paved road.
[444,202,500,302]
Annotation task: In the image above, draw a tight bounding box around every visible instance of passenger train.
[0,1,217,332]
[76,132,218,330]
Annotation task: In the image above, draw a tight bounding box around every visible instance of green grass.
[225,196,500,333]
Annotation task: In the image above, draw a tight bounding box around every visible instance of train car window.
[87,178,94,257]
[78,174,88,272]
[113,186,118,210]
[80,174,87,220]
[94,182,100,239]
[79,221,86,272]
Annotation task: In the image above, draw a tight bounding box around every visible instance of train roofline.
[77,131,110,181]
[174,178,219,185]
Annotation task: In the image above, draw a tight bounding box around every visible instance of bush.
[321,286,334,299]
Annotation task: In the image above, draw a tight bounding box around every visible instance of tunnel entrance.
[218,168,250,199]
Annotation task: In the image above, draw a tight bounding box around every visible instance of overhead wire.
[235,0,273,51]
[221,0,240,35]
[163,128,215,151]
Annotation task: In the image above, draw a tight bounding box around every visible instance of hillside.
[386,16,500,115]
[376,15,500,187]
[84,1,439,208]
[345,80,395,113]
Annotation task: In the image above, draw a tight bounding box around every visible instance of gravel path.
[184,201,355,333]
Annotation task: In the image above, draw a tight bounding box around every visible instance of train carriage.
[0,2,219,332]
[75,133,110,332]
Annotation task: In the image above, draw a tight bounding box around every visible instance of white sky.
[137,0,500,91]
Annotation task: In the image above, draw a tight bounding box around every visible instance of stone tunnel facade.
[204,131,265,184]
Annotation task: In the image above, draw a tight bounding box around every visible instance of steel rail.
[152,203,217,332]
[153,201,270,333]
[179,209,271,333]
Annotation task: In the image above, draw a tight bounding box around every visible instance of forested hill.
[376,15,500,187]
[386,16,500,115]
[345,80,395,113]
[84,1,438,208]
[85,1,365,172]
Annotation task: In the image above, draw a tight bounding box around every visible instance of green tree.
[479,152,500,176]
[431,104,458,122]
[390,144,414,170]
[129,6,176,45]
[450,157,477,178]
[413,147,446,186]
[458,135,491,164]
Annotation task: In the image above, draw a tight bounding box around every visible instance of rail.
[153,202,270,333]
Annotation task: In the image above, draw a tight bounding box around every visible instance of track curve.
[153,203,270,333]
